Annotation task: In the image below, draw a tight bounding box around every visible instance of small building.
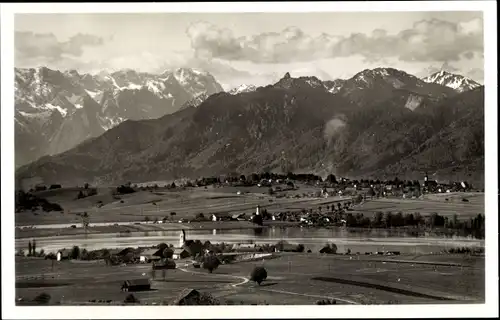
[172,248,190,260]
[211,214,217,222]
[121,279,151,292]
[171,289,201,305]
[139,249,162,263]
[56,249,70,261]
[231,213,246,221]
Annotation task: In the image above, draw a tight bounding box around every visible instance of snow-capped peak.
[228,84,257,95]
[422,71,481,93]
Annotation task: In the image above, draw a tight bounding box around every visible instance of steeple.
[179,229,186,248]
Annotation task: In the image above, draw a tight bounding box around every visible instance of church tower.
[256,205,261,216]
[179,229,186,248]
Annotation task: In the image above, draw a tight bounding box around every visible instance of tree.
[202,255,221,273]
[384,212,393,228]
[158,243,168,251]
[373,212,384,227]
[250,266,268,285]
[252,214,263,226]
[163,248,174,259]
[71,246,80,259]
[33,292,51,305]
[171,182,177,189]
[33,239,37,255]
[28,241,32,256]
[84,183,89,189]
[170,212,177,220]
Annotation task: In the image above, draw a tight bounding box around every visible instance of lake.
[15,227,484,254]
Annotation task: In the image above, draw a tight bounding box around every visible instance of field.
[15,253,484,305]
[353,192,484,219]
[16,185,484,229]
[16,184,352,227]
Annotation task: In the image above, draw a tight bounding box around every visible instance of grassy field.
[16,184,352,226]
[352,193,484,219]
[16,184,484,228]
[15,252,484,305]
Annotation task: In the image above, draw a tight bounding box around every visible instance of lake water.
[15,227,484,255]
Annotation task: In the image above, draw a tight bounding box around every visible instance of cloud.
[15,31,104,64]
[186,17,483,64]
[466,68,484,83]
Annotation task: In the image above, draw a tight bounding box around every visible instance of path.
[259,288,359,305]
[177,267,359,304]
[178,267,249,288]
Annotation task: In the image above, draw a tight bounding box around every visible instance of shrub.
[124,294,139,304]
[71,246,80,259]
[157,243,168,251]
[45,252,56,260]
[163,248,174,259]
[116,185,135,194]
[202,255,221,273]
[32,292,51,305]
[250,266,267,285]
[252,214,263,226]
[319,243,338,254]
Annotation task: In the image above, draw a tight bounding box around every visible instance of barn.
[121,279,151,292]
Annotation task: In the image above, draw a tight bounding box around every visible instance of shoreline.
[15,220,485,241]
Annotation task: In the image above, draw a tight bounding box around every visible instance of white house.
[211,214,217,222]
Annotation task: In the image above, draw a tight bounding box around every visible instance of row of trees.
[341,212,485,238]
[15,190,63,213]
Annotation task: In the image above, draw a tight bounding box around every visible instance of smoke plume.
[323,116,347,144]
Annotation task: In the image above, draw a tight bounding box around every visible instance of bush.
[32,292,51,305]
[250,266,267,285]
[45,252,56,260]
[252,214,263,226]
[71,246,80,259]
[116,185,135,194]
[124,294,139,304]
[202,255,221,273]
[163,248,174,259]
[319,243,338,254]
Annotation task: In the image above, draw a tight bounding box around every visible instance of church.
[174,229,202,259]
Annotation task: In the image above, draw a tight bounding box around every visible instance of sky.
[14,11,484,89]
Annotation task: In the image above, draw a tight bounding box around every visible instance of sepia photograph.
[1,1,498,319]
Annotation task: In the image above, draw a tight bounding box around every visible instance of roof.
[57,249,70,257]
[171,289,201,305]
[173,248,188,254]
[124,278,150,286]
[140,249,160,257]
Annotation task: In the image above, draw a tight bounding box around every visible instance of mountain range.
[15,67,484,187]
[15,67,224,167]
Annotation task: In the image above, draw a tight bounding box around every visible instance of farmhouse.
[171,289,201,305]
[139,249,162,263]
[121,279,151,292]
[172,248,190,260]
[56,249,70,261]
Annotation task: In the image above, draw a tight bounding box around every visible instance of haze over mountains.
[15,67,484,187]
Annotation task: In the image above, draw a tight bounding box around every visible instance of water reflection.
[15,226,485,255]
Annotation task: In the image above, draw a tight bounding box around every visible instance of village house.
[121,279,151,292]
[56,249,70,261]
[139,249,162,263]
[172,248,190,260]
[231,213,246,221]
